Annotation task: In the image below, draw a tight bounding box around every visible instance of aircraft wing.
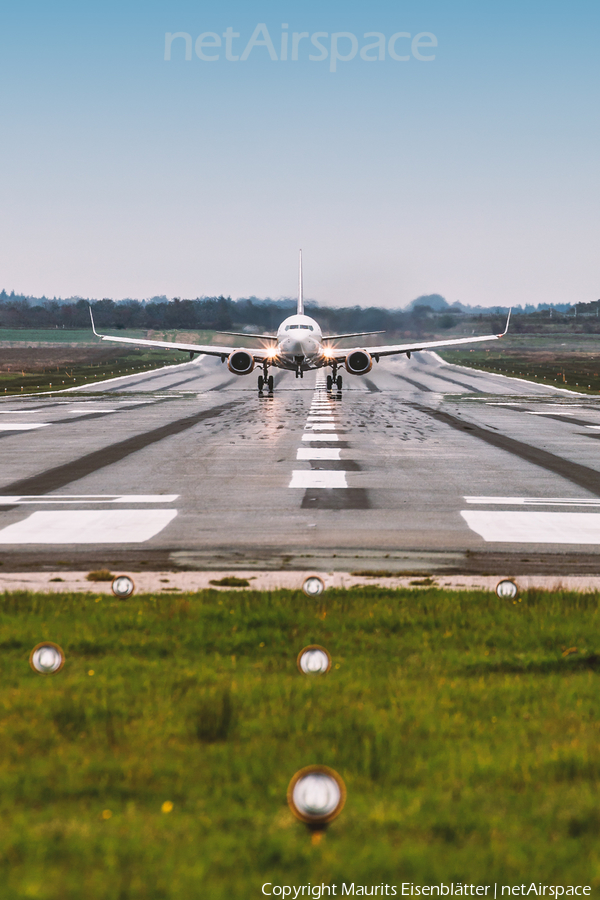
[324,330,386,341]
[89,309,272,360]
[330,311,511,361]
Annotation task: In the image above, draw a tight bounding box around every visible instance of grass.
[439,348,600,394]
[1,586,600,898]
[0,348,188,395]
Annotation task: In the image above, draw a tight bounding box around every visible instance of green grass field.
[439,347,600,394]
[1,586,600,898]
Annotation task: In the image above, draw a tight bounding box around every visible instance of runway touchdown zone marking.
[0,509,178,544]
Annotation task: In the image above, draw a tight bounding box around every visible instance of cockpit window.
[285,324,313,330]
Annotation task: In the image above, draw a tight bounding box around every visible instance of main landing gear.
[258,372,274,393]
[326,370,343,393]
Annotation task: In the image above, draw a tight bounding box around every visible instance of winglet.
[498,308,511,337]
[89,305,100,337]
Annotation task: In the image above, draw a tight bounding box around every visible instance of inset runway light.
[30,642,65,674]
[302,576,325,597]
[297,645,332,675]
[287,765,346,828]
[111,575,135,598]
[496,579,518,600]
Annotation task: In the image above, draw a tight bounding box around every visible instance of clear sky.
[0,0,598,308]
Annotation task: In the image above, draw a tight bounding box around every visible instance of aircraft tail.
[297,249,304,316]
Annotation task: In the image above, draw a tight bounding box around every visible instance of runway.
[2,351,600,574]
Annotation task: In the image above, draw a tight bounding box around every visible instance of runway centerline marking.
[296,448,341,461]
[0,509,178,544]
[461,510,600,544]
[301,434,341,441]
[289,470,348,489]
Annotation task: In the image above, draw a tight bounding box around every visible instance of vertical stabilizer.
[297,249,304,316]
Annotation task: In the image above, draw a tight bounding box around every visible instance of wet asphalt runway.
[2,352,600,574]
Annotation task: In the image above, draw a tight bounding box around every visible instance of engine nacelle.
[227,350,255,376]
[344,349,373,376]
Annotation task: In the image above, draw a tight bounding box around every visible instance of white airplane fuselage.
[273,313,326,371]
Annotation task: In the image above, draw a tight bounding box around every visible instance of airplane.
[89,251,511,394]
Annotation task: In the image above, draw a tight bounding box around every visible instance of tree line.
[0,291,597,335]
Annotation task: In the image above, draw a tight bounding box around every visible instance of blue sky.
[0,1,598,308]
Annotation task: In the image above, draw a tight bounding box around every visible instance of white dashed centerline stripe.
[297,448,341,460]
[289,470,348,488]
[302,434,341,441]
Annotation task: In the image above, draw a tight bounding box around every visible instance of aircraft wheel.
[258,375,264,392]
[326,375,333,391]
[267,375,274,393]
[336,375,343,391]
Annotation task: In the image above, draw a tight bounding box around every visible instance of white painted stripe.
[465,496,600,506]
[302,434,340,441]
[296,448,341,460]
[304,423,337,430]
[0,423,49,431]
[306,416,336,421]
[461,510,600,544]
[0,494,179,504]
[289,470,348,489]
[0,509,178,544]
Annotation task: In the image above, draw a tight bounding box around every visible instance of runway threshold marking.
[461,510,600,544]
[0,509,178,544]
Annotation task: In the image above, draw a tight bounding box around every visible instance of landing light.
[297,645,332,674]
[287,765,346,828]
[302,575,325,596]
[112,575,135,599]
[30,642,65,675]
[496,579,518,600]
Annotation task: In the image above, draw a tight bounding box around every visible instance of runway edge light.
[297,645,332,675]
[287,765,346,838]
[112,575,135,599]
[302,575,325,597]
[496,579,519,600]
[30,642,65,675]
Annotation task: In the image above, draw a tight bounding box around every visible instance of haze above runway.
[2,352,600,574]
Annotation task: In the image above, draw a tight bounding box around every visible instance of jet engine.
[344,350,373,376]
[227,350,255,375]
